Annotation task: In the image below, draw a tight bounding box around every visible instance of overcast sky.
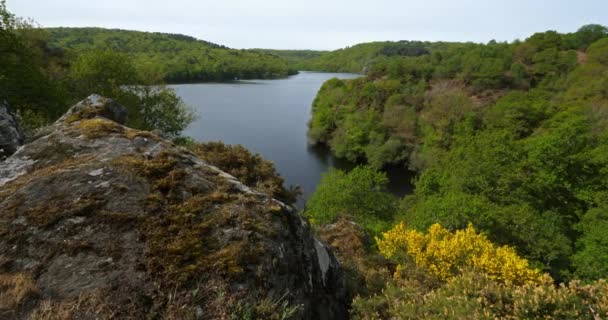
[8,0,608,50]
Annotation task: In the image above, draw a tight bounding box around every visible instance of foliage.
[565,24,608,50]
[377,222,543,285]
[67,49,195,137]
[188,141,301,205]
[253,49,324,72]
[46,27,294,82]
[304,166,397,234]
[1,7,198,137]
[308,26,607,167]
[308,24,608,283]
[0,1,68,121]
[351,271,608,320]
[352,222,608,320]
[69,50,139,98]
[573,203,608,281]
[293,41,434,73]
[587,37,608,65]
[317,217,393,300]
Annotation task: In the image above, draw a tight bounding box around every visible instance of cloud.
[9,0,608,50]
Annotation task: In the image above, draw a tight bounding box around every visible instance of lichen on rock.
[0,95,347,319]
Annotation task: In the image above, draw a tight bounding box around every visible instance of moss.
[117,153,178,180]
[142,192,238,283]
[75,118,125,139]
[124,129,159,141]
[64,106,103,124]
[86,151,286,296]
[96,210,141,227]
[22,195,106,229]
[188,141,301,205]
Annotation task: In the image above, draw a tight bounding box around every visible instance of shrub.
[376,222,543,285]
[189,141,300,205]
[304,166,396,235]
[352,272,608,320]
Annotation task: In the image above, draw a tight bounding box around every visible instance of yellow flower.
[376,222,545,285]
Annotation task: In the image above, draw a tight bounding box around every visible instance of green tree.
[587,37,608,65]
[69,50,138,99]
[329,109,386,162]
[0,1,66,123]
[126,85,195,138]
[570,24,608,49]
[68,49,195,137]
[573,205,608,280]
[305,166,397,234]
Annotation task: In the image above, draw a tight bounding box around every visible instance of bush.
[352,271,608,320]
[376,222,543,285]
[304,166,397,234]
[68,50,195,137]
[587,37,608,65]
[188,141,300,205]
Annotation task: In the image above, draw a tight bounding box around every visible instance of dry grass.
[29,292,116,320]
[0,273,39,311]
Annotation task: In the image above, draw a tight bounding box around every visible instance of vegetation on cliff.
[186,141,301,205]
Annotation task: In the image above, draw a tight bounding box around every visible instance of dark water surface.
[173,72,414,207]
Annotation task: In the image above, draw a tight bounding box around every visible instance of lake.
[173,71,414,208]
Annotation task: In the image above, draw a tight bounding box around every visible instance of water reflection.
[173,72,414,209]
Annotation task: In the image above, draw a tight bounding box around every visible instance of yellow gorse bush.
[376,222,545,285]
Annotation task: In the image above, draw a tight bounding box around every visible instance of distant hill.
[263,41,450,73]
[253,49,325,68]
[46,27,296,82]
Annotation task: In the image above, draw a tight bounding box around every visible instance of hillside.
[255,41,441,73]
[254,49,325,69]
[46,27,296,83]
[269,41,453,73]
[307,24,608,280]
[300,25,608,318]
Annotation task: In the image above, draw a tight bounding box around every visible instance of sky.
[8,0,608,50]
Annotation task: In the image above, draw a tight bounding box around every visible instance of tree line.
[46,27,297,83]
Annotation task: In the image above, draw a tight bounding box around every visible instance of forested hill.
[307,24,608,284]
[253,49,326,69]
[45,27,296,82]
[267,41,449,73]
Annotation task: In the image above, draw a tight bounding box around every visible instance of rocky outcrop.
[0,95,347,319]
[0,101,23,160]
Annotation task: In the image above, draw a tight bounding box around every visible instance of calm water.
[173,71,414,207]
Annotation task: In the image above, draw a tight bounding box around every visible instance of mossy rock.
[0,96,347,320]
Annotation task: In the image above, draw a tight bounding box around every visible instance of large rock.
[0,95,347,319]
[0,101,23,160]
